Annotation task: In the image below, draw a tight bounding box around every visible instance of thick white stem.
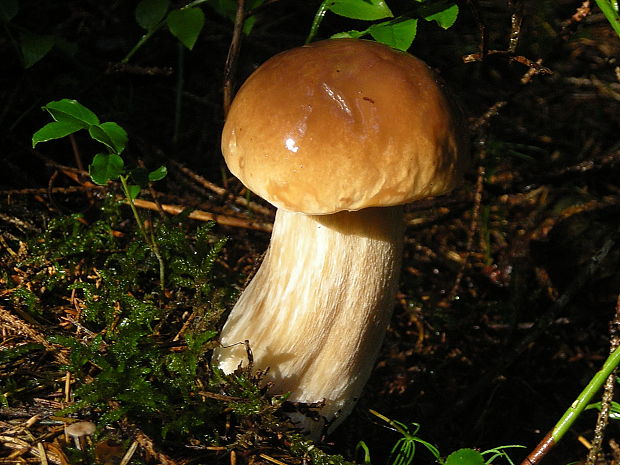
[214,206,404,437]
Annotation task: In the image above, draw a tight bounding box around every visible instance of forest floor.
[1,1,620,464]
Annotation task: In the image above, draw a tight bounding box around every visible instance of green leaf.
[89,122,128,154]
[19,31,54,68]
[148,165,167,182]
[369,18,418,51]
[331,30,367,39]
[43,99,100,126]
[242,0,264,34]
[327,0,393,21]
[32,121,84,148]
[89,153,125,185]
[445,448,485,465]
[243,15,257,35]
[127,184,141,200]
[167,8,205,50]
[0,0,18,22]
[424,3,458,29]
[135,0,169,31]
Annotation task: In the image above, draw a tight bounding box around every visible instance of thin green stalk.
[119,175,166,294]
[122,27,160,63]
[594,0,620,38]
[148,226,166,297]
[305,0,330,44]
[522,345,620,465]
[119,175,148,242]
[552,345,620,442]
[121,1,209,63]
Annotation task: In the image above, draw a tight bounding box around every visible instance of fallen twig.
[131,198,272,232]
[0,305,69,365]
[223,0,246,116]
[171,161,273,217]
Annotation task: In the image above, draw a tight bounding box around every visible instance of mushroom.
[214,39,468,438]
[66,420,96,450]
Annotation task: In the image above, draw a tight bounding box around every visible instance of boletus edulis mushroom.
[214,38,468,439]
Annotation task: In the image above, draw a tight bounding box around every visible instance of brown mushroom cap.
[66,420,96,437]
[222,38,468,215]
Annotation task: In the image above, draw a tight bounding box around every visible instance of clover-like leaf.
[369,18,418,51]
[424,3,459,29]
[43,99,99,126]
[20,31,54,68]
[89,122,128,154]
[89,153,125,185]
[445,448,485,465]
[327,0,393,21]
[127,184,142,200]
[167,8,205,50]
[32,121,84,148]
[135,0,169,31]
[148,165,167,182]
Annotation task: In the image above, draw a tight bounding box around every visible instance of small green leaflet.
[127,184,142,200]
[32,121,83,148]
[88,122,128,154]
[20,31,54,68]
[43,99,100,127]
[330,17,418,51]
[148,166,167,182]
[424,3,459,29]
[89,153,125,185]
[445,448,485,465]
[167,8,205,50]
[369,18,418,51]
[135,0,169,31]
[328,0,393,21]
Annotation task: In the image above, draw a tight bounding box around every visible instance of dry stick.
[119,440,139,465]
[0,185,103,195]
[172,160,273,217]
[451,38,551,298]
[68,134,84,172]
[37,441,49,465]
[0,305,69,365]
[222,0,245,116]
[130,198,272,232]
[466,0,488,58]
[507,0,524,53]
[585,294,620,465]
[449,163,485,300]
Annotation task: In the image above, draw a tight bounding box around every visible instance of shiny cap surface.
[222,39,468,214]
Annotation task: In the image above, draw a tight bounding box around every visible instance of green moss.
[3,196,369,462]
